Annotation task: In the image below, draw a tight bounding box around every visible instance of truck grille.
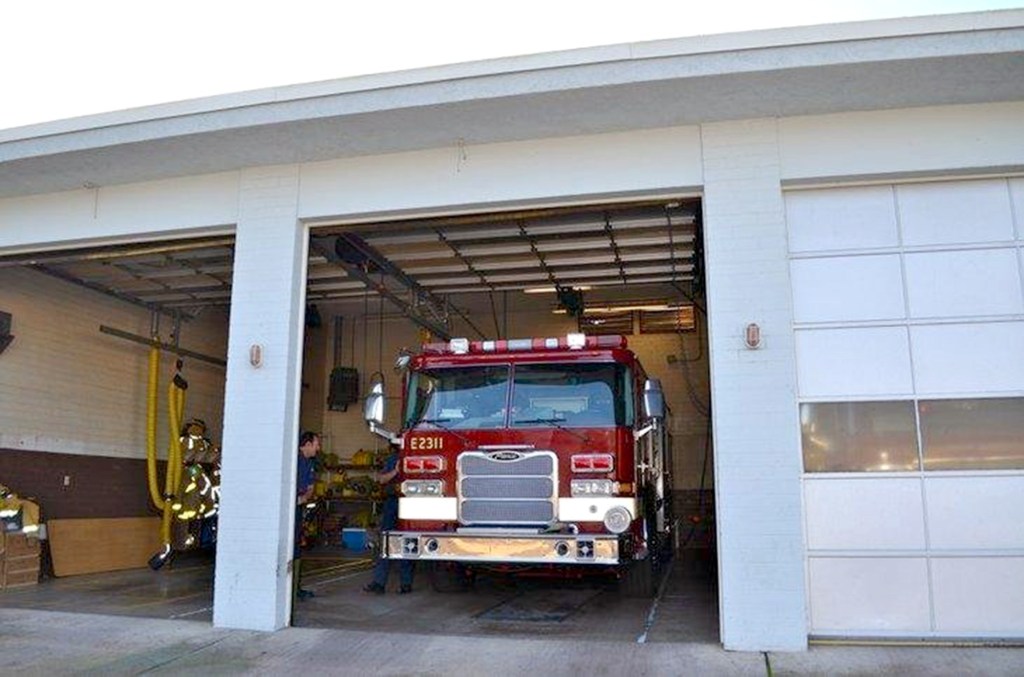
[458,451,557,525]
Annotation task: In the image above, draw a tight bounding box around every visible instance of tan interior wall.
[0,267,229,459]
[299,318,328,435]
[318,310,422,459]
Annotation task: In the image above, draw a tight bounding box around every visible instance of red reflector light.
[403,455,446,473]
[570,453,614,473]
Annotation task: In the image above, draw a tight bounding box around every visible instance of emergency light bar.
[422,333,627,355]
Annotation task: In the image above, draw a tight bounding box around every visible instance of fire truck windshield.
[405,365,509,430]
[510,363,631,428]
[404,362,633,430]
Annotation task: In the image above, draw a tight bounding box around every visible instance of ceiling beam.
[0,237,234,268]
[33,264,196,319]
[310,234,457,340]
[369,221,695,252]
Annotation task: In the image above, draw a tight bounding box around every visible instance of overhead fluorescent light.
[552,301,685,314]
[587,304,678,314]
[524,285,592,294]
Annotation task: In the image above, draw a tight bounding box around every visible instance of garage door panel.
[1010,179,1024,240]
[786,186,898,253]
[793,179,1024,639]
[932,558,1024,634]
[925,476,1024,550]
[897,180,1015,246]
[808,558,931,633]
[791,255,904,323]
[796,327,913,397]
[805,479,925,551]
[910,322,1024,394]
[905,249,1024,319]
[919,397,1024,471]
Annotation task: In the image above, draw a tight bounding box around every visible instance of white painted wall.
[702,119,807,651]
[779,102,1024,182]
[213,166,307,631]
[298,127,703,221]
[0,266,227,458]
[0,172,239,253]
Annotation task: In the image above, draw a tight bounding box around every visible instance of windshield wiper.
[513,417,590,443]
[415,417,470,444]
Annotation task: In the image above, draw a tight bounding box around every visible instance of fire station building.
[1,10,1022,651]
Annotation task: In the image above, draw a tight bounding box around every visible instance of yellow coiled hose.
[145,345,187,559]
[146,346,162,509]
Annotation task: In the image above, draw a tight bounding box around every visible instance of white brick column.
[701,120,807,651]
[213,166,307,630]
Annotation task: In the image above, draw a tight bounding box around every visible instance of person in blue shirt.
[295,431,320,600]
[363,446,415,594]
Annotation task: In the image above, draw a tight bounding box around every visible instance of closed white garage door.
[786,177,1024,638]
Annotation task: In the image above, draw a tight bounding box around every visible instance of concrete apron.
[3,608,1023,676]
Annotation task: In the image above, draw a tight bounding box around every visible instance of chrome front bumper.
[382,530,622,565]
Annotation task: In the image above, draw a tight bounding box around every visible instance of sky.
[2,0,1021,132]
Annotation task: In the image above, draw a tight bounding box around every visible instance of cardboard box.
[5,553,39,573]
[4,533,41,558]
[1,553,40,589]
[2,569,39,588]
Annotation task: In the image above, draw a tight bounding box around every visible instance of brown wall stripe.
[0,449,162,520]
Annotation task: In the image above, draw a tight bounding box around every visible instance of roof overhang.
[1,10,1023,199]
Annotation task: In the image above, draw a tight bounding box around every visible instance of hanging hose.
[145,345,163,509]
[160,364,187,551]
[145,347,188,570]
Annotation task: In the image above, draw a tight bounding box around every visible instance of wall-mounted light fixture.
[744,323,761,350]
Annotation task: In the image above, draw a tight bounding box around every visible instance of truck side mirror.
[643,378,665,420]
[364,380,386,425]
[395,346,411,372]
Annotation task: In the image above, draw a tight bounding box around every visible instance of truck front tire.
[427,561,473,593]
[620,554,657,597]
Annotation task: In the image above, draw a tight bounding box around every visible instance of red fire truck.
[363,333,673,594]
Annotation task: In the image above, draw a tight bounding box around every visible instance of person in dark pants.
[295,431,321,600]
[363,447,414,594]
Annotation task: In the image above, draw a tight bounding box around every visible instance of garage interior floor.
[0,547,718,644]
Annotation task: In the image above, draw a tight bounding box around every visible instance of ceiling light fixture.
[552,300,685,315]
[523,285,592,294]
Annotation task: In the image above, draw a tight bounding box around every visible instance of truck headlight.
[571,479,617,497]
[401,480,444,496]
[603,506,632,534]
